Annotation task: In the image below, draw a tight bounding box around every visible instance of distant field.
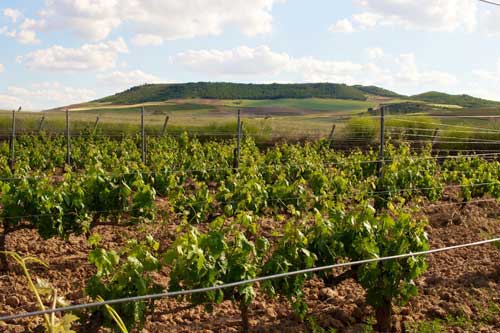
[73,103,216,114]
[428,103,463,109]
[2,97,500,139]
[224,98,374,112]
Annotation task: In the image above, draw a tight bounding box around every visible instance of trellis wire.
[2,182,499,221]
[1,151,499,183]
[0,236,498,322]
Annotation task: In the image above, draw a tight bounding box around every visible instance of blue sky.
[0,0,500,110]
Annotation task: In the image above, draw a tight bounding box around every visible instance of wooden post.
[328,124,336,148]
[141,107,146,163]
[161,115,170,136]
[9,110,16,171]
[38,115,45,133]
[431,128,439,150]
[93,115,100,133]
[66,109,71,165]
[378,106,385,177]
[234,109,242,169]
[240,121,244,144]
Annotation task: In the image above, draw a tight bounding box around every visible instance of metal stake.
[328,124,336,148]
[234,109,242,168]
[378,106,385,177]
[93,116,100,134]
[38,115,45,133]
[66,109,71,165]
[431,128,439,149]
[141,107,146,163]
[9,110,16,170]
[162,115,170,136]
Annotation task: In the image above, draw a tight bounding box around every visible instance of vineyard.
[0,132,499,333]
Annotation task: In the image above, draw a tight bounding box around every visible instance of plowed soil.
[1,195,499,333]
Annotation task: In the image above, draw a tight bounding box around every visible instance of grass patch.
[341,116,378,141]
[224,98,374,112]
[405,319,444,333]
[72,103,216,114]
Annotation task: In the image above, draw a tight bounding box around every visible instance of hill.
[97,82,369,104]
[90,82,500,109]
[353,85,402,98]
[409,91,500,108]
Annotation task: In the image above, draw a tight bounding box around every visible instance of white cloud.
[3,8,22,23]
[472,69,497,82]
[328,19,355,33]
[17,19,41,44]
[0,82,96,110]
[471,58,500,100]
[366,47,384,60]
[174,45,368,84]
[39,0,284,41]
[0,63,4,72]
[481,9,500,36]
[39,0,121,41]
[173,45,458,94]
[18,38,128,71]
[175,45,291,76]
[0,16,43,44]
[395,53,458,87]
[289,57,364,84]
[334,0,477,32]
[352,12,382,28]
[131,34,164,47]
[97,70,163,89]
[0,26,16,37]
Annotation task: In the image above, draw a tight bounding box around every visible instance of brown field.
[1,189,499,333]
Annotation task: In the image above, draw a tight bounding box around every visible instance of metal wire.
[2,180,498,221]
[0,236,498,322]
[478,0,500,7]
[2,148,500,183]
[387,118,500,134]
[386,125,500,135]
[0,151,499,183]
[424,198,499,208]
[386,132,500,143]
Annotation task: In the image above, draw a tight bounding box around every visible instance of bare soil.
[0,196,499,333]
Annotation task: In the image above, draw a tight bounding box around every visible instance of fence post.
[328,124,336,148]
[9,110,16,171]
[233,109,242,169]
[93,115,100,134]
[38,115,45,133]
[141,106,146,163]
[237,109,242,156]
[66,108,71,165]
[431,128,439,150]
[378,106,385,177]
[161,115,170,136]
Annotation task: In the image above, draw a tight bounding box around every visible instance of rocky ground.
[0,196,499,333]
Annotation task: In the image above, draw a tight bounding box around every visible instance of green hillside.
[409,91,500,108]
[225,98,374,111]
[92,82,500,109]
[97,82,368,104]
[354,85,402,98]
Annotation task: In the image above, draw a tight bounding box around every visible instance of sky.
[0,0,500,110]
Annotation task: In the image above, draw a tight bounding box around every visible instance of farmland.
[2,97,500,144]
[0,83,499,333]
[0,132,499,332]
[3,0,500,329]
